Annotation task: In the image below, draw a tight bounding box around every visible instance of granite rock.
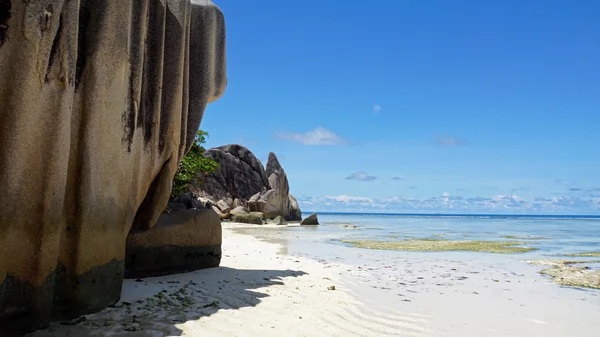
[301,213,320,226]
[0,1,226,334]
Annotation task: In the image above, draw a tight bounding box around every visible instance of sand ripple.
[28,228,429,337]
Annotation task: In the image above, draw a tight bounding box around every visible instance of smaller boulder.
[211,205,229,220]
[216,200,231,213]
[300,212,319,226]
[248,199,266,213]
[231,212,265,225]
[229,206,247,216]
[258,189,281,219]
[233,198,245,208]
[197,197,213,209]
[267,216,287,226]
[249,192,261,202]
[174,192,201,209]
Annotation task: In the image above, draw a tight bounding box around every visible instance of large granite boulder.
[125,209,221,278]
[192,144,270,205]
[194,149,302,221]
[260,153,302,221]
[0,1,226,335]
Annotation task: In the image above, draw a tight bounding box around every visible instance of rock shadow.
[27,267,307,336]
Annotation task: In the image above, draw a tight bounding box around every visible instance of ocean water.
[232,212,600,334]
[233,212,600,263]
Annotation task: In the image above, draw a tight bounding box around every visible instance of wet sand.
[229,222,600,337]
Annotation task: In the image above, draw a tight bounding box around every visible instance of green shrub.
[171,130,218,198]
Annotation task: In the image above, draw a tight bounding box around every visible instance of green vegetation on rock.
[527,259,600,289]
[564,251,600,257]
[171,130,218,198]
[342,239,538,254]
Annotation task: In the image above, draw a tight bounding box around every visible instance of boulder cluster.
[170,145,303,224]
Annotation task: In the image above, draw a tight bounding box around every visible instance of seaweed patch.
[342,239,538,254]
[564,251,600,257]
[526,259,600,289]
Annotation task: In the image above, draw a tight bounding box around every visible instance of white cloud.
[435,136,467,147]
[297,193,600,214]
[276,127,345,145]
[373,105,382,113]
[325,195,373,203]
[346,171,377,182]
[492,194,522,202]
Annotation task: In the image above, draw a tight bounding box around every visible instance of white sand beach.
[30,223,600,337]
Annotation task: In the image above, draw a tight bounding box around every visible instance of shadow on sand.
[28,267,307,336]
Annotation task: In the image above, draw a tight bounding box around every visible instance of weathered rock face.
[0,1,226,335]
[266,152,289,195]
[193,148,302,221]
[261,153,302,221]
[193,144,270,205]
[288,194,302,221]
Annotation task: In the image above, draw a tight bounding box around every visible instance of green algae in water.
[527,259,600,290]
[526,259,600,267]
[342,239,538,254]
[500,235,549,240]
[564,251,600,257]
[541,267,600,289]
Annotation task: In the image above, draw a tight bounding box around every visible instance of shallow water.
[231,213,600,336]
[233,213,600,261]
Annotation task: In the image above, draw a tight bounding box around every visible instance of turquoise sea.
[319,212,600,254]
[236,212,600,264]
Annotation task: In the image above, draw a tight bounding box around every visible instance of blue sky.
[202,0,600,214]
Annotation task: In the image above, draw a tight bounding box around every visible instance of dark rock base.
[125,244,221,278]
[51,260,124,320]
[0,260,124,337]
[125,209,222,278]
[0,273,54,337]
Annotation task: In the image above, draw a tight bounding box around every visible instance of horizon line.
[303,211,600,218]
